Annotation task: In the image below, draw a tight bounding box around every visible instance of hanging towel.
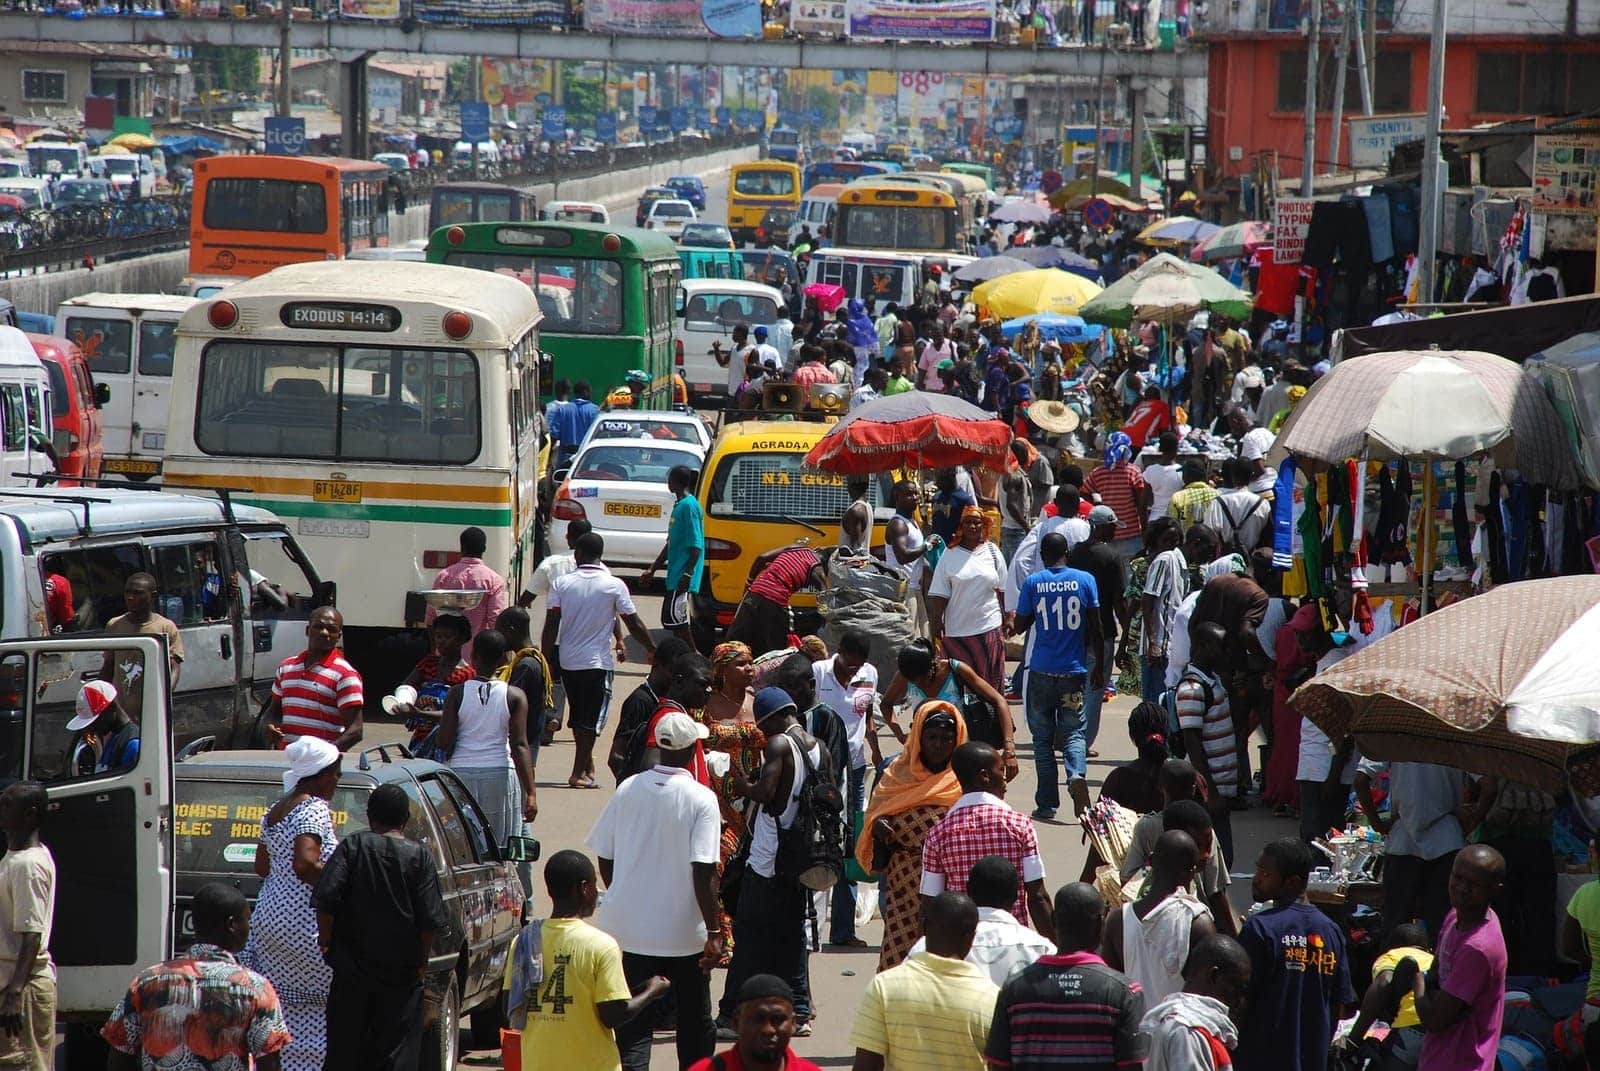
[1363,195,1395,264]
[1302,201,1342,270]
[1273,455,1298,571]
[1452,461,1473,570]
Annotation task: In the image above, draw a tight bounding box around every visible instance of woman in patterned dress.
[853,700,967,971]
[699,641,765,964]
[1115,517,1181,696]
[243,737,342,1071]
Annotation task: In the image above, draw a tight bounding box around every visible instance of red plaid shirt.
[919,793,1046,925]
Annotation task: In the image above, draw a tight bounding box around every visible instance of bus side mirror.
[94,383,110,408]
[539,351,554,380]
[313,580,337,609]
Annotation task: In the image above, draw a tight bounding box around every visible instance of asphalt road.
[363,586,1297,1070]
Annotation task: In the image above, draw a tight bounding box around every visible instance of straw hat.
[1027,400,1081,434]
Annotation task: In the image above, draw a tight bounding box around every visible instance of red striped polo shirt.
[1083,462,1148,541]
[273,648,364,743]
[747,548,821,606]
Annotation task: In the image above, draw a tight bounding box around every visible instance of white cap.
[282,736,341,793]
[655,709,710,751]
[68,680,117,731]
[1240,427,1275,461]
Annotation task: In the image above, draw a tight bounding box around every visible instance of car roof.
[0,487,280,544]
[667,176,704,185]
[578,436,704,457]
[711,420,832,453]
[175,748,449,786]
[679,278,784,298]
[651,199,693,209]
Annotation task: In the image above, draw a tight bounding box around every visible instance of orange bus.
[188,155,391,278]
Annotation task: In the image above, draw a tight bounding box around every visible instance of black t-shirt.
[1068,540,1125,636]
[610,682,660,781]
[313,830,449,985]
[986,954,1148,1071]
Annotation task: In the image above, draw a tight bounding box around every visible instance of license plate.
[604,501,661,518]
[313,480,363,503]
[104,457,160,475]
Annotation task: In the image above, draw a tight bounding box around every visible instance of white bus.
[161,261,545,681]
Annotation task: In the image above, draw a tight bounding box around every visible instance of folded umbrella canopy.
[1000,312,1103,345]
[1272,349,1579,488]
[1295,576,1600,789]
[971,269,1102,320]
[1189,220,1269,263]
[952,256,1034,286]
[802,390,1013,474]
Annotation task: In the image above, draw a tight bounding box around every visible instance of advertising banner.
[417,0,563,24]
[790,0,845,31]
[1347,113,1424,169]
[480,59,555,107]
[542,106,567,140]
[341,0,398,18]
[670,107,689,132]
[585,0,760,36]
[695,107,711,130]
[1272,197,1316,264]
[639,104,659,129]
[846,0,994,41]
[1532,133,1600,216]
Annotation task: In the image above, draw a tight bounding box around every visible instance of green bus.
[941,161,995,190]
[425,221,681,407]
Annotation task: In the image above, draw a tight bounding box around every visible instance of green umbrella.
[1078,251,1253,329]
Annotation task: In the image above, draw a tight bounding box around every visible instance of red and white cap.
[69,680,117,731]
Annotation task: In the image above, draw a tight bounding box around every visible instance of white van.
[676,279,792,398]
[542,199,610,224]
[56,294,197,479]
[98,153,154,199]
[805,247,975,311]
[797,185,840,233]
[25,140,89,178]
[0,158,32,179]
[0,325,53,488]
[0,178,54,212]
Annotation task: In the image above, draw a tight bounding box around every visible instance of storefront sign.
[1272,196,1315,264]
[1531,133,1600,216]
[1347,113,1424,169]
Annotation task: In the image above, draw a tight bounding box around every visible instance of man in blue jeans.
[1013,531,1102,821]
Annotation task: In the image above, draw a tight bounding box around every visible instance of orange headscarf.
[853,700,968,874]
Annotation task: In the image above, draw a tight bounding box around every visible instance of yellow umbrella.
[971,269,1102,319]
[108,132,157,150]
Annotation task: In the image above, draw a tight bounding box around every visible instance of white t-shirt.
[1144,462,1184,521]
[523,551,576,601]
[549,563,636,671]
[1296,717,1358,784]
[929,541,1006,638]
[727,342,757,395]
[813,656,879,769]
[588,764,720,957]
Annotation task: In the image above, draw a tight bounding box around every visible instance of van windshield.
[706,452,890,522]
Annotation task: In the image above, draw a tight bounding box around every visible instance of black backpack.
[774,727,846,891]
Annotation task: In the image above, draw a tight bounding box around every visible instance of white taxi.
[549,435,707,567]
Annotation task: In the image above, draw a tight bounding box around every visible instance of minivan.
[98,153,155,199]
[676,279,793,398]
[0,325,54,489]
[26,334,105,486]
[0,486,331,748]
[56,293,197,479]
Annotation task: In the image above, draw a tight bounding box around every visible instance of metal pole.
[1300,0,1320,194]
[1352,2,1373,116]
[1328,3,1351,170]
[1128,80,1144,200]
[1416,0,1448,304]
[1090,45,1106,194]
[277,0,292,119]
[1364,0,1378,110]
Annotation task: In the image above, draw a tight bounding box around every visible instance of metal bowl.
[416,589,486,611]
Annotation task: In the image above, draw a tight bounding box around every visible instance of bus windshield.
[435,190,513,226]
[441,252,623,335]
[683,291,782,327]
[836,206,952,251]
[771,130,800,147]
[195,340,480,463]
[203,178,327,233]
[734,170,797,197]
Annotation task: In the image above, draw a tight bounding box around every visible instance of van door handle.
[220,634,231,659]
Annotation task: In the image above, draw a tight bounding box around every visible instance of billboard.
[585,0,761,36]
[846,0,994,40]
[790,0,845,32]
[480,59,555,107]
[341,0,398,17]
[1531,133,1600,216]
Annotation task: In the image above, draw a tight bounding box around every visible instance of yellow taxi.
[694,418,896,638]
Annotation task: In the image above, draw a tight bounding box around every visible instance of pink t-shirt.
[1420,908,1506,1071]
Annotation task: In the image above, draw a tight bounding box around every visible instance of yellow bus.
[727,162,801,245]
[832,179,963,254]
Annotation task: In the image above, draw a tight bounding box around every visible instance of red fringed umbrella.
[802,390,1014,474]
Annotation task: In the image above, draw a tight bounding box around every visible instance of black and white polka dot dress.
[242,796,337,1071]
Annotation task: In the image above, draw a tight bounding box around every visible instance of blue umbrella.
[1000,312,1104,345]
[1009,245,1105,283]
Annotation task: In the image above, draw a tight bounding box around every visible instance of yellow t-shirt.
[1568,881,1600,998]
[849,951,999,1071]
[503,918,632,1071]
[1371,946,1435,1029]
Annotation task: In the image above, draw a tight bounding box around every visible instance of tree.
[560,73,605,127]
[191,45,261,96]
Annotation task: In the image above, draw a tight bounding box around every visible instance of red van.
[27,334,106,485]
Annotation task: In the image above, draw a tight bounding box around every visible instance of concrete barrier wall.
[5,142,760,315]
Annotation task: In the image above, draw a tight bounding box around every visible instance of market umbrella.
[1077,252,1252,329]
[1136,215,1220,247]
[1189,220,1270,262]
[952,256,1033,285]
[1272,349,1577,486]
[989,201,1054,225]
[1293,576,1600,789]
[802,390,1013,474]
[1009,245,1104,282]
[802,282,846,313]
[971,269,1102,319]
[1000,312,1103,346]
[108,132,156,151]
